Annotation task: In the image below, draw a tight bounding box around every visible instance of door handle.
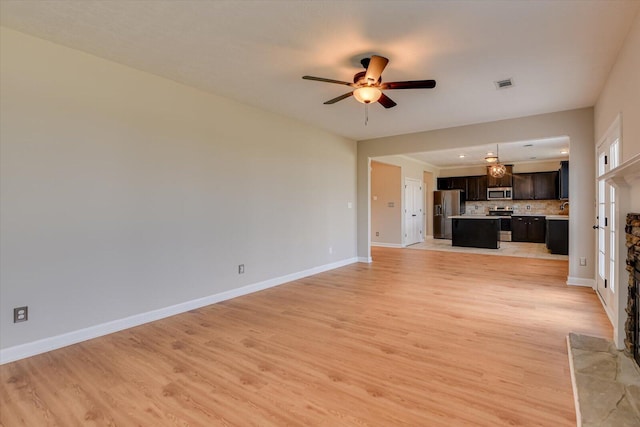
[412,214,417,217]
[592,225,599,229]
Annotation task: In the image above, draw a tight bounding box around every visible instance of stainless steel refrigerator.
[433,190,466,239]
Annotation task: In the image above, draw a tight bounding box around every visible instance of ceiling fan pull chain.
[365,103,369,126]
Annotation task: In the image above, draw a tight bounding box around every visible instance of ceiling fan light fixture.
[486,144,506,177]
[353,86,382,104]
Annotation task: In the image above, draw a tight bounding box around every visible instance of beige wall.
[371,161,402,245]
[358,108,594,282]
[0,28,357,350]
[423,171,435,237]
[370,155,438,247]
[595,10,640,211]
[593,10,640,347]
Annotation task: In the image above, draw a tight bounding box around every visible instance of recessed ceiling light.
[560,149,569,154]
[523,144,533,147]
[458,154,465,158]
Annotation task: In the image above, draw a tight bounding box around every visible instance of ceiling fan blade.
[378,93,397,109]
[364,55,389,84]
[381,80,436,90]
[302,76,354,86]
[324,92,354,104]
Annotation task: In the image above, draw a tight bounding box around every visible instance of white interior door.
[404,178,423,246]
[595,130,620,311]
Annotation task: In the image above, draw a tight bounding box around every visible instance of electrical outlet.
[329,246,333,254]
[580,257,587,266]
[238,264,245,274]
[14,306,28,323]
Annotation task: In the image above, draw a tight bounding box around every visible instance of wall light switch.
[347,202,353,209]
[579,257,587,266]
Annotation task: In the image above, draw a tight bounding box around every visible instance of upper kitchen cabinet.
[533,172,558,199]
[437,176,467,191]
[559,161,569,200]
[512,173,533,200]
[486,165,513,188]
[437,175,486,200]
[466,175,487,201]
[513,171,558,200]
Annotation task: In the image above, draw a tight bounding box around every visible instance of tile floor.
[405,237,569,260]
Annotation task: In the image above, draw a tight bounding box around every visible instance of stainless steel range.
[488,207,513,242]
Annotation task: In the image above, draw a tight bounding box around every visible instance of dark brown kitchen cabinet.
[513,171,558,200]
[546,219,568,255]
[533,172,558,200]
[466,175,487,201]
[436,177,450,190]
[438,175,486,200]
[512,216,546,243]
[513,174,534,200]
[486,165,513,188]
[437,177,466,191]
[559,161,569,200]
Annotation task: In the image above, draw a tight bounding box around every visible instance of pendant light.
[486,144,506,178]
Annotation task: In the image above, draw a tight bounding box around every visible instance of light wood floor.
[0,247,611,426]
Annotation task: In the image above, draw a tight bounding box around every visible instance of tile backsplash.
[465,200,569,216]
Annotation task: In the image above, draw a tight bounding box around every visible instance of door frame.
[403,177,423,246]
[595,114,624,347]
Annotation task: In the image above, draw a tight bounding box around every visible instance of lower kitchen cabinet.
[512,216,546,243]
[546,219,569,255]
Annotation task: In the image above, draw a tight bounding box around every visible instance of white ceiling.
[406,136,570,169]
[1,1,638,142]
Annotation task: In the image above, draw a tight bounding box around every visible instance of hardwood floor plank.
[1,248,611,426]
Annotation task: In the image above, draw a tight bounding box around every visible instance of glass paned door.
[595,133,619,308]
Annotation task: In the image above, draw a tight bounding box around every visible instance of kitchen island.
[449,216,500,249]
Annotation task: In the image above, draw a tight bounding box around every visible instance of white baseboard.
[370,242,403,248]
[0,257,358,365]
[567,276,595,287]
[358,256,373,263]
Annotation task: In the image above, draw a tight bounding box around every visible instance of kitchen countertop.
[450,215,501,219]
[453,214,569,220]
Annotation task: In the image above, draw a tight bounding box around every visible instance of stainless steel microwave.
[487,187,513,200]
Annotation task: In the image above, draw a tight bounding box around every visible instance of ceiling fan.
[302,55,436,109]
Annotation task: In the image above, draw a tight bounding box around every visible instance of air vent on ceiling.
[495,78,514,89]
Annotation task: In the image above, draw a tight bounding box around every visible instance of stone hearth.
[567,333,640,426]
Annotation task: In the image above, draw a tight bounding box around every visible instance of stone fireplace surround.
[626,213,640,364]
